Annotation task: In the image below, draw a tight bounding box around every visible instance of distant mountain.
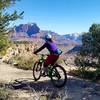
[9,23,82,46]
[14,23,40,36]
[63,33,82,43]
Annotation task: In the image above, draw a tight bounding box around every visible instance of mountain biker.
[33,33,62,75]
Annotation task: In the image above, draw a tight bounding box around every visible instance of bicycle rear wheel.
[51,64,67,88]
[33,61,43,81]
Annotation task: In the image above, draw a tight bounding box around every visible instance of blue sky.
[8,0,100,35]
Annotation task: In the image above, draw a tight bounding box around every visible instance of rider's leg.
[44,54,59,74]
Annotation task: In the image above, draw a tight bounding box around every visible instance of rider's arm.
[34,43,46,54]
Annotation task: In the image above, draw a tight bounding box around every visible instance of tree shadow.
[8,78,63,91]
[6,77,99,91]
[7,78,67,99]
[5,77,100,100]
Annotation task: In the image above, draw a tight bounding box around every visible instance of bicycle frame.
[37,54,59,77]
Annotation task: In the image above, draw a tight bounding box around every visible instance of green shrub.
[0,87,10,100]
[93,68,100,80]
[73,69,100,81]
[17,57,34,70]
[74,56,90,73]
[0,49,7,56]
[0,38,12,56]
[74,55,100,81]
[12,55,37,70]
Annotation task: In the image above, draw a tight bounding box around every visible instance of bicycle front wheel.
[51,64,67,88]
[33,61,43,81]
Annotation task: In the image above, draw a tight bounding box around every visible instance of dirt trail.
[0,61,33,83]
[0,60,100,100]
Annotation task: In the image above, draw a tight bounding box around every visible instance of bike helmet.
[44,34,52,41]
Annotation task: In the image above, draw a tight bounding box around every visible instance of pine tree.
[0,0,24,55]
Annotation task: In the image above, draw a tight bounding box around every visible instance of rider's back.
[45,40,58,54]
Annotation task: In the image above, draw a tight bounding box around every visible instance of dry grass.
[12,54,38,70]
[2,43,39,70]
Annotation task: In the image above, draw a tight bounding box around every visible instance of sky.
[8,0,100,35]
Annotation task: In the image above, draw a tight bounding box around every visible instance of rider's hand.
[33,51,37,55]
